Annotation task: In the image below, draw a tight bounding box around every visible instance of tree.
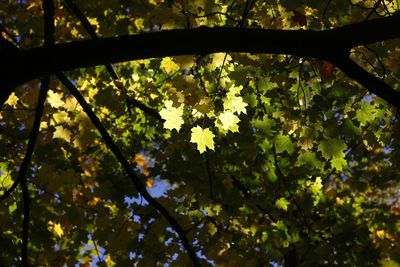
[0,0,399,266]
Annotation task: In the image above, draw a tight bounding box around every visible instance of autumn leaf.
[5,92,19,108]
[48,221,64,237]
[47,90,65,108]
[134,153,150,176]
[146,178,154,188]
[190,126,215,153]
[160,57,179,74]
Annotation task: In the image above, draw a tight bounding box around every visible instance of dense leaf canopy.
[1,0,400,266]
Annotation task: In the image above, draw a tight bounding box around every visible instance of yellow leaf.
[105,254,116,267]
[207,222,217,236]
[160,57,179,74]
[47,90,64,108]
[52,111,69,125]
[88,197,101,206]
[310,177,323,195]
[159,100,184,131]
[104,202,119,215]
[376,230,385,239]
[5,92,19,108]
[53,126,71,142]
[212,53,232,68]
[48,221,64,237]
[190,126,215,154]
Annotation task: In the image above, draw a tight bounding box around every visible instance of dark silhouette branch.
[1,13,400,108]
[0,179,19,202]
[56,72,201,267]
[127,98,163,121]
[19,77,49,267]
[20,1,55,265]
[331,56,400,108]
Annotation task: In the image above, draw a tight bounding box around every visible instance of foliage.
[1,0,400,266]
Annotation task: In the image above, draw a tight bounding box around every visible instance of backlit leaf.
[159,100,184,131]
[190,126,215,153]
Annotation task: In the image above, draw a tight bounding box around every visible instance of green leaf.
[317,138,347,159]
[331,157,347,171]
[356,101,377,126]
[275,134,295,154]
[296,151,324,170]
[275,197,290,211]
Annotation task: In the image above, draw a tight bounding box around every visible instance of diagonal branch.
[19,77,49,267]
[0,178,19,202]
[331,56,400,108]
[127,98,162,121]
[56,72,201,266]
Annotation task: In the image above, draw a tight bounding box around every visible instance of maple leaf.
[223,95,248,115]
[5,92,19,108]
[47,90,65,108]
[275,134,295,154]
[331,157,347,171]
[218,111,240,132]
[190,126,215,153]
[159,100,184,131]
[355,101,377,126]
[318,138,347,159]
[53,126,72,142]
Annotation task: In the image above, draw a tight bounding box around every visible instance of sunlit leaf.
[159,100,184,131]
[190,126,215,153]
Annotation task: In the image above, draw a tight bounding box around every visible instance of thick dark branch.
[331,56,400,108]
[56,73,201,266]
[1,14,400,108]
[2,14,399,87]
[44,0,55,47]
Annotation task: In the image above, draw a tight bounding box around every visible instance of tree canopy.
[1,0,400,266]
